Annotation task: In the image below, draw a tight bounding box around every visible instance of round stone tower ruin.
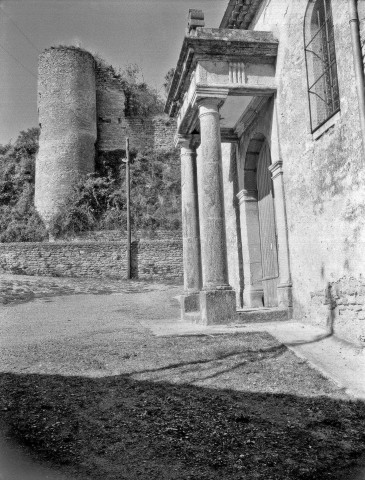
[35,46,97,227]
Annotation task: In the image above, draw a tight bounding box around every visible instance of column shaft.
[197,99,230,290]
[237,188,264,308]
[180,138,201,293]
[269,161,292,308]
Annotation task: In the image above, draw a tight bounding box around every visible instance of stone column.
[269,160,292,310]
[237,186,264,308]
[196,98,236,324]
[178,135,202,318]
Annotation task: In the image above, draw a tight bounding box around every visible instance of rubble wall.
[96,72,126,152]
[97,114,177,153]
[0,240,183,280]
[96,71,176,153]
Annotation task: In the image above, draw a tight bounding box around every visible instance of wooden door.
[257,141,279,307]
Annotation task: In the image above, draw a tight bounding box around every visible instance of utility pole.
[126,137,131,280]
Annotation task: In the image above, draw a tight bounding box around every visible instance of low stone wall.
[61,229,182,243]
[0,240,183,281]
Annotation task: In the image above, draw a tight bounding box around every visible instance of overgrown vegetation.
[0,128,47,243]
[95,58,165,117]
[0,129,181,242]
[0,55,179,242]
[49,148,181,238]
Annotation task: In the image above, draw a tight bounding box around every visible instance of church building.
[165,0,365,347]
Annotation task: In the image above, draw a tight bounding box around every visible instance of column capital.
[196,97,222,110]
[196,97,227,120]
[237,188,258,203]
[193,85,229,109]
[175,133,201,149]
[269,160,283,180]
[174,134,193,149]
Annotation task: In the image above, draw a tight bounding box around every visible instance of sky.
[0,0,227,145]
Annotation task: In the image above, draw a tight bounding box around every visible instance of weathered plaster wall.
[36,47,97,226]
[0,240,183,280]
[248,0,365,345]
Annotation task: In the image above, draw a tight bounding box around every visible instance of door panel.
[257,142,279,307]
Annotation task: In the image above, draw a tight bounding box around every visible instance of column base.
[277,283,293,309]
[243,286,264,308]
[180,293,200,321]
[199,289,237,325]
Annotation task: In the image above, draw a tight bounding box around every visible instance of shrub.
[0,127,48,242]
[48,147,181,238]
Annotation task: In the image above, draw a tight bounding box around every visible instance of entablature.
[165,24,278,140]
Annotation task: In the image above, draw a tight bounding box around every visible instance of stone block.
[180,293,200,321]
[243,285,264,308]
[277,284,293,308]
[199,289,237,325]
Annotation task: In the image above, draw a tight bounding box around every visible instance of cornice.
[165,28,278,117]
[219,0,264,30]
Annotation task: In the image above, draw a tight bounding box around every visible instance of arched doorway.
[243,134,279,307]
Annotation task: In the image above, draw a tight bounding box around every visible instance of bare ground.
[0,275,365,480]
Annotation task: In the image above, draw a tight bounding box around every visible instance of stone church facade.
[166,0,365,347]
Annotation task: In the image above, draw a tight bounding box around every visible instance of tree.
[0,127,47,242]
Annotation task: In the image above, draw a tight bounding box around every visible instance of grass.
[0,284,365,479]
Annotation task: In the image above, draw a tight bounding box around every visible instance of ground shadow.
[0,371,364,480]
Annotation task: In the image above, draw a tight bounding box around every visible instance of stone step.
[182,311,201,323]
[182,307,289,325]
[235,307,289,323]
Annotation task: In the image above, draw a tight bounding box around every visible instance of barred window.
[304,0,340,132]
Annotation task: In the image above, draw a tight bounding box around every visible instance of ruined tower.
[35,46,97,226]
[96,66,126,153]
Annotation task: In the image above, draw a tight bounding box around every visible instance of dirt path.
[0,276,365,479]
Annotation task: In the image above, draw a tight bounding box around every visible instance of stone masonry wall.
[36,47,97,226]
[95,68,176,153]
[249,0,365,346]
[0,240,183,280]
[59,229,182,242]
[97,115,177,153]
[124,116,177,151]
[309,277,365,346]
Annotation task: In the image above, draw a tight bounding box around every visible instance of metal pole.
[126,137,131,279]
[348,0,365,155]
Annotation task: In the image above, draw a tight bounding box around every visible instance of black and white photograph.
[0,0,365,478]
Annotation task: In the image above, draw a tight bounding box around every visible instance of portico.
[166,11,292,324]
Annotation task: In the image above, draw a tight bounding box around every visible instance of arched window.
[304,0,340,132]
